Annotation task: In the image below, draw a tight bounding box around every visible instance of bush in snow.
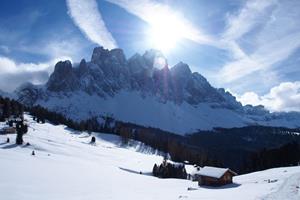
[91,136,96,144]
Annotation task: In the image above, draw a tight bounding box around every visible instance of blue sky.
[0,0,300,112]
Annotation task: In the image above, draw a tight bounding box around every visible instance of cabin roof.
[195,166,237,179]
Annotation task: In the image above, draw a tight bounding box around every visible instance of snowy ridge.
[15,47,300,134]
[1,114,300,200]
[32,91,250,134]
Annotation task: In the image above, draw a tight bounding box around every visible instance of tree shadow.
[119,167,153,176]
[0,142,8,145]
[1,143,18,149]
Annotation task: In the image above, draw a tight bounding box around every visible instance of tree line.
[243,141,300,172]
[0,96,24,121]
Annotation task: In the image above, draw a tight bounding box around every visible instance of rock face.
[47,61,79,92]
[15,47,300,134]
[43,47,233,106]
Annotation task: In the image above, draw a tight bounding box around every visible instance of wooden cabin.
[195,166,237,187]
[0,127,16,135]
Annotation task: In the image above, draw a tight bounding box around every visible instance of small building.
[195,166,237,187]
[0,127,16,135]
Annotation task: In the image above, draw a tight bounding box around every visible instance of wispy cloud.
[0,10,93,92]
[217,0,300,85]
[0,35,87,92]
[18,35,87,63]
[106,0,213,45]
[66,0,117,49]
[223,0,277,41]
[238,81,300,112]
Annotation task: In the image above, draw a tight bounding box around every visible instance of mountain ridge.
[14,46,300,134]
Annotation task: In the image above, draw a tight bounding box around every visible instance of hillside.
[1,114,300,200]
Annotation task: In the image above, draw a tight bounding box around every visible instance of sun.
[147,14,185,52]
[149,25,181,52]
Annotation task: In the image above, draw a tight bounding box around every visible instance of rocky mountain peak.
[53,60,72,74]
[41,47,229,104]
[171,62,191,78]
[79,58,86,66]
[109,48,126,64]
[77,59,88,77]
[46,60,79,92]
[91,46,109,63]
[142,49,166,69]
[91,47,127,66]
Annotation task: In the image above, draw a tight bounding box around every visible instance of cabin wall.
[198,171,233,186]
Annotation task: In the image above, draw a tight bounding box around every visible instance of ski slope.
[0,114,300,200]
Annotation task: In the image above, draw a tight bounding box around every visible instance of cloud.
[223,0,276,41]
[218,0,300,83]
[237,92,262,107]
[0,32,90,93]
[106,0,213,45]
[66,0,117,49]
[0,56,66,92]
[18,35,86,63]
[237,82,300,112]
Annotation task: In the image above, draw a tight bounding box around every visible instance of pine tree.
[152,164,158,176]
[15,121,28,145]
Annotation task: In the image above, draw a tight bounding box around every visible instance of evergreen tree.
[15,121,28,145]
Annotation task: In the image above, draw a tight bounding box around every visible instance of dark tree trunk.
[16,132,23,145]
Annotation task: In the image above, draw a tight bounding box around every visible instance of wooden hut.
[0,127,16,135]
[196,166,237,187]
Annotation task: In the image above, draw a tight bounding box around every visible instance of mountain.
[15,47,300,134]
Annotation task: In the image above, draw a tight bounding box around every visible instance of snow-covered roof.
[195,166,236,179]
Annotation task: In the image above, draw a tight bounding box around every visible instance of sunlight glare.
[147,14,186,52]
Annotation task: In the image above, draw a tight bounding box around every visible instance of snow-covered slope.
[15,47,300,134]
[1,114,300,200]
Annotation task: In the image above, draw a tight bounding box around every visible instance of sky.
[0,0,300,112]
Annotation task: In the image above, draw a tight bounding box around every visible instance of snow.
[195,166,232,179]
[36,90,251,135]
[1,114,300,200]
[25,89,300,135]
[264,173,300,200]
